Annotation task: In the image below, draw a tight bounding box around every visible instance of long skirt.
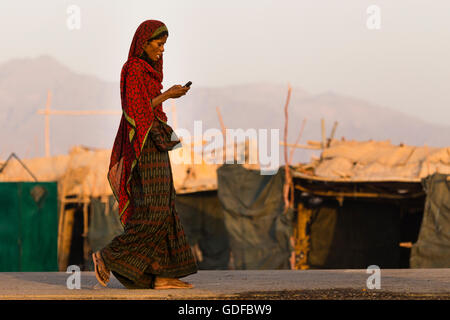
[100,134,198,289]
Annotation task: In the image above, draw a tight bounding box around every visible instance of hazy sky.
[1,0,449,126]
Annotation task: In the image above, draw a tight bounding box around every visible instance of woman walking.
[92,20,198,289]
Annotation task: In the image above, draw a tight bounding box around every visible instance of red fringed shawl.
[108,20,169,225]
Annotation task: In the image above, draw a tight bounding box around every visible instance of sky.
[1,0,449,126]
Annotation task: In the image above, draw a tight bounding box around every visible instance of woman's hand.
[150,85,190,107]
[165,85,190,99]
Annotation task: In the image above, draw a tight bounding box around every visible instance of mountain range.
[1,55,449,165]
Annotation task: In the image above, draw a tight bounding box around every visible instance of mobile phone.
[184,81,192,87]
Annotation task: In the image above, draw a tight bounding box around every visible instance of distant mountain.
[0,55,120,159]
[1,55,449,165]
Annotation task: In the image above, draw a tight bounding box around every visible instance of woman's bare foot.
[92,251,110,286]
[154,277,193,289]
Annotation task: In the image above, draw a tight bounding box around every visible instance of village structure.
[0,89,449,300]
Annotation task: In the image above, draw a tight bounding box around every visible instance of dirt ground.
[229,288,450,300]
[1,270,449,300]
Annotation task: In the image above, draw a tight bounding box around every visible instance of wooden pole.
[82,180,90,266]
[283,84,294,213]
[288,118,307,165]
[321,118,326,149]
[37,89,122,158]
[283,84,292,168]
[244,138,249,163]
[326,121,338,148]
[45,90,52,158]
[424,144,430,176]
[57,152,75,270]
[216,106,227,163]
[35,135,38,158]
[57,198,66,270]
[60,208,75,271]
[83,200,89,264]
[294,202,312,270]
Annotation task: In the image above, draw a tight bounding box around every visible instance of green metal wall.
[0,182,58,271]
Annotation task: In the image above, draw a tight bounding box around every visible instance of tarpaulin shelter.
[174,140,260,270]
[217,164,295,269]
[410,173,450,267]
[291,139,450,269]
[176,191,230,269]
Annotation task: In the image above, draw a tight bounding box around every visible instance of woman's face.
[142,35,168,62]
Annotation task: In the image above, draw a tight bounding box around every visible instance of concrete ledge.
[0,269,449,300]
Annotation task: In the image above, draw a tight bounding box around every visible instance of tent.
[291,139,450,269]
[217,164,295,269]
[410,173,450,267]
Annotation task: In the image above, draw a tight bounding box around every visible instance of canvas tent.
[176,190,231,269]
[410,173,450,267]
[217,164,295,269]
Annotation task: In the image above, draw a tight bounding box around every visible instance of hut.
[0,139,257,271]
[291,139,450,269]
[0,146,117,270]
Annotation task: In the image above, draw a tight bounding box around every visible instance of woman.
[92,20,198,289]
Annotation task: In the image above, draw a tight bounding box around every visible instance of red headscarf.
[108,20,169,225]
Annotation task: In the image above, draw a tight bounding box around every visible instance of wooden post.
[81,178,90,266]
[283,84,294,213]
[34,135,38,158]
[37,89,121,158]
[57,199,65,271]
[216,106,227,163]
[83,200,90,264]
[424,144,430,176]
[326,121,338,148]
[244,138,249,163]
[321,118,326,149]
[288,118,307,165]
[59,208,75,271]
[57,153,75,270]
[45,90,52,157]
[294,202,313,270]
[57,190,67,271]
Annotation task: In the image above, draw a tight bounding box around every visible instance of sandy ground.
[0,269,449,300]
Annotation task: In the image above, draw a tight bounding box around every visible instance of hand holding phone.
[167,82,191,99]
